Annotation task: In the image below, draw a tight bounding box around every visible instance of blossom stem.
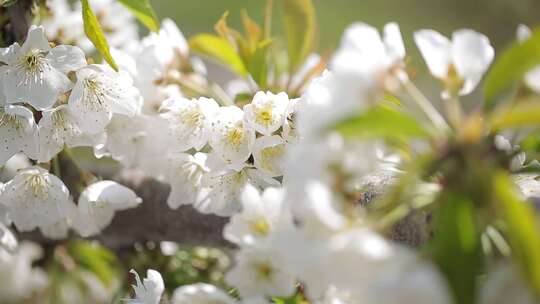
[52,155,61,179]
[445,94,463,130]
[402,80,450,133]
[57,147,96,199]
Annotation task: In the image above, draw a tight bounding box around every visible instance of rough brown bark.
[98,169,231,249]
[1,0,32,46]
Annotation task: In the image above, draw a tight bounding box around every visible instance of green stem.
[57,147,96,199]
[52,155,61,179]
[445,94,463,130]
[402,80,450,134]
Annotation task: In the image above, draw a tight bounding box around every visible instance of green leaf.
[189,34,248,77]
[240,9,262,45]
[282,0,316,73]
[521,130,540,152]
[493,171,540,297]
[272,293,305,304]
[68,241,120,287]
[483,27,540,109]
[81,0,118,71]
[382,93,403,106]
[430,191,483,304]
[333,105,430,140]
[117,0,159,32]
[246,40,271,87]
[490,100,540,130]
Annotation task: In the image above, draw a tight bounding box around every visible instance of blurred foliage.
[187,0,324,96]
[152,0,540,53]
[484,27,540,107]
[20,240,232,303]
[126,242,231,292]
[333,104,431,141]
[117,0,159,32]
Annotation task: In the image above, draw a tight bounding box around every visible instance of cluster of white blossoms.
[0,224,47,302]
[3,0,540,302]
[0,25,142,238]
[127,21,540,304]
[160,90,296,216]
[43,0,139,53]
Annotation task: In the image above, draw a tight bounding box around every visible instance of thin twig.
[402,80,450,134]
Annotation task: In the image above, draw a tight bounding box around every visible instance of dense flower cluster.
[2,0,540,303]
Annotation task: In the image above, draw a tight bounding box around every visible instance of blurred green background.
[152,0,540,55]
[150,0,540,104]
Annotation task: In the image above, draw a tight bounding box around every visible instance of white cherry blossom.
[0,242,48,303]
[272,228,402,299]
[252,135,287,177]
[198,166,279,217]
[39,200,79,240]
[37,105,105,162]
[127,269,164,304]
[0,105,39,164]
[223,184,291,246]
[136,19,205,105]
[166,152,208,210]
[414,29,494,97]
[160,97,219,151]
[1,25,86,110]
[171,283,237,304]
[226,245,295,299]
[284,136,382,232]
[331,22,407,91]
[243,91,290,135]
[100,115,147,167]
[100,115,172,179]
[43,0,138,53]
[68,64,142,134]
[209,106,255,168]
[76,180,142,237]
[0,166,75,232]
[297,71,365,138]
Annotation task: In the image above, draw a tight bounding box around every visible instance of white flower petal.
[128,269,164,304]
[161,97,218,152]
[517,24,532,43]
[209,106,255,167]
[20,26,51,54]
[0,166,74,232]
[252,135,286,177]
[76,180,141,236]
[68,65,141,134]
[414,29,451,79]
[166,153,208,209]
[243,91,290,135]
[0,105,39,164]
[524,66,540,93]
[383,22,406,61]
[161,18,189,56]
[171,283,237,304]
[451,29,494,95]
[49,45,87,73]
[4,67,71,110]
